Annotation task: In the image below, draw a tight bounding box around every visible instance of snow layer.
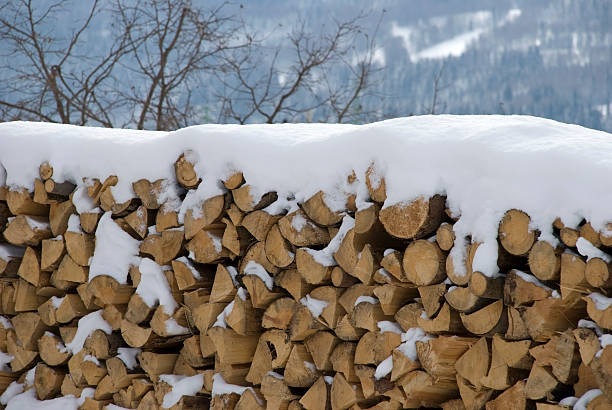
[588,293,612,311]
[305,216,355,266]
[136,258,177,315]
[116,347,141,370]
[574,389,603,410]
[396,328,432,361]
[5,387,94,410]
[3,116,612,276]
[577,237,612,262]
[354,296,379,307]
[159,374,204,408]
[300,295,328,318]
[211,373,252,397]
[89,212,141,284]
[244,261,274,290]
[374,355,393,380]
[65,310,112,354]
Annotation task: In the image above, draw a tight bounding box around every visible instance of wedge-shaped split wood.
[184,194,226,240]
[379,195,445,239]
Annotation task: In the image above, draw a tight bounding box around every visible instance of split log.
[304,331,339,372]
[210,264,237,303]
[55,254,88,283]
[456,374,494,410]
[437,223,455,251]
[265,224,295,268]
[284,343,319,388]
[573,327,600,366]
[522,297,585,342]
[506,306,530,340]
[484,380,527,410]
[446,242,479,286]
[331,266,359,288]
[560,252,591,300]
[379,195,445,240]
[524,363,559,400]
[374,284,418,316]
[125,293,153,325]
[261,372,298,409]
[239,241,279,275]
[232,185,277,213]
[334,313,366,341]
[243,275,284,309]
[417,336,477,380]
[279,209,330,247]
[80,210,101,234]
[174,153,199,189]
[365,164,386,203]
[470,272,505,300]
[295,248,333,285]
[124,206,149,239]
[418,303,464,334]
[208,326,259,365]
[529,330,579,384]
[3,215,52,246]
[528,241,562,281]
[246,329,292,385]
[35,362,64,400]
[41,238,65,271]
[277,268,314,301]
[380,249,406,282]
[156,202,180,231]
[585,257,612,288]
[355,331,401,366]
[138,351,178,382]
[140,229,184,265]
[560,226,580,248]
[184,194,226,240]
[186,228,229,263]
[481,334,531,391]
[419,282,447,318]
[299,376,330,410]
[460,300,508,336]
[302,191,344,226]
[498,209,536,256]
[330,372,365,410]
[6,188,49,216]
[172,258,212,291]
[455,337,490,389]
[398,370,459,408]
[503,269,554,307]
[445,286,487,314]
[584,293,612,329]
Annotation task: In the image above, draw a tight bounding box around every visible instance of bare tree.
[215,12,384,124]
[0,0,131,126]
[429,60,449,115]
[112,0,246,130]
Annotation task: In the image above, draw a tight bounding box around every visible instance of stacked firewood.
[0,155,611,410]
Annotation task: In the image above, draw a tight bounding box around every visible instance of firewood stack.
[0,155,611,410]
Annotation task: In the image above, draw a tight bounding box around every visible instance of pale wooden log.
[265,223,295,268]
[261,372,298,409]
[88,275,133,305]
[17,246,44,286]
[49,197,75,236]
[417,336,477,380]
[309,285,345,329]
[506,306,530,340]
[138,351,178,382]
[240,240,280,274]
[102,303,126,331]
[335,313,366,341]
[192,302,225,334]
[456,374,494,410]
[0,280,17,315]
[295,248,333,285]
[503,269,553,307]
[460,300,507,336]
[242,209,281,242]
[351,243,380,285]
[156,202,180,231]
[301,191,344,226]
[120,319,157,348]
[522,296,585,342]
[560,252,592,300]
[227,203,244,227]
[184,194,226,240]
[64,231,95,266]
[38,332,70,366]
[15,279,47,311]
[186,227,229,263]
[99,188,137,216]
[394,303,422,331]
[208,326,259,364]
[6,188,49,216]
[379,195,445,239]
[574,327,600,366]
[124,205,149,239]
[380,249,406,282]
[210,264,238,303]
[530,329,579,385]
[150,305,190,338]
[140,229,184,265]
[6,329,38,372]
[80,209,101,234]
[55,254,88,283]
[446,242,479,286]
[3,215,52,246]
[331,372,365,410]
[221,216,244,257]
[484,380,527,410]
[374,284,418,315]
[391,347,420,382]
[174,153,199,189]
[284,343,319,388]
[525,363,559,400]
[125,293,153,324]
[469,271,505,300]
[589,345,612,403]
[328,341,358,383]
[365,164,386,203]
[232,185,277,213]
[243,275,284,310]
[418,303,464,334]
[220,171,244,190]
[35,362,64,400]
[304,331,339,372]
[454,337,489,389]
[419,282,447,318]
[131,178,163,209]
[278,209,330,247]
[289,304,325,341]
[498,209,536,256]
[55,293,88,323]
[351,299,392,332]
[560,226,580,248]
[246,329,292,385]
[480,335,530,391]
[585,257,612,288]
[584,294,612,331]
[41,238,65,271]
[182,287,210,312]
[403,239,446,286]
[332,266,360,287]
[529,240,562,281]
[355,331,401,366]
[34,178,57,204]
[39,161,53,180]
[277,268,314,301]
[171,258,213,292]
[437,222,455,251]
[299,376,330,410]
[44,179,75,197]
[445,286,487,314]
[398,370,459,408]
[338,283,375,313]
[225,292,262,336]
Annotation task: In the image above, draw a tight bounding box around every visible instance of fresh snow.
[175,256,201,279]
[89,212,141,284]
[0,382,23,405]
[212,301,235,328]
[573,389,603,410]
[514,270,553,292]
[374,355,393,380]
[159,374,204,408]
[355,296,379,307]
[579,319,603,336]
[396,328,432,361]
[211,373,253,397]
[576,237,612,262]
[377,321,404,334]
[5,387,94,410]
[244,261,274,290]
[0,351,14,372]
[66,214,82,233]
[596,334,612,358]
[165,317,190,335]
[83,355,100,366]
[50,296,64,309]
[304,215,355,266]
[588,293,612,311]
[0,316,13,329]
[65,310,112,354]
[0,244,24,261]
[116,348,141,370]
[300,295,328,318]
[471,241,500,277]
[290,212,308,232]
[136,258,178,315]
[4,116,612,283]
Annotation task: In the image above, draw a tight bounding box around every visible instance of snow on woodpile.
[3,115,612,408]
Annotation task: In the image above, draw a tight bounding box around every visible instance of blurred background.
[1,0,611,131]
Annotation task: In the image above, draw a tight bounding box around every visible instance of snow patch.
[117,347,141,370]
[159,374,204,408]
[354,296,379,307]
[244,261,274,290]
[136,258,177,315]
[65,310,112,354]
[300,295,328,318]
